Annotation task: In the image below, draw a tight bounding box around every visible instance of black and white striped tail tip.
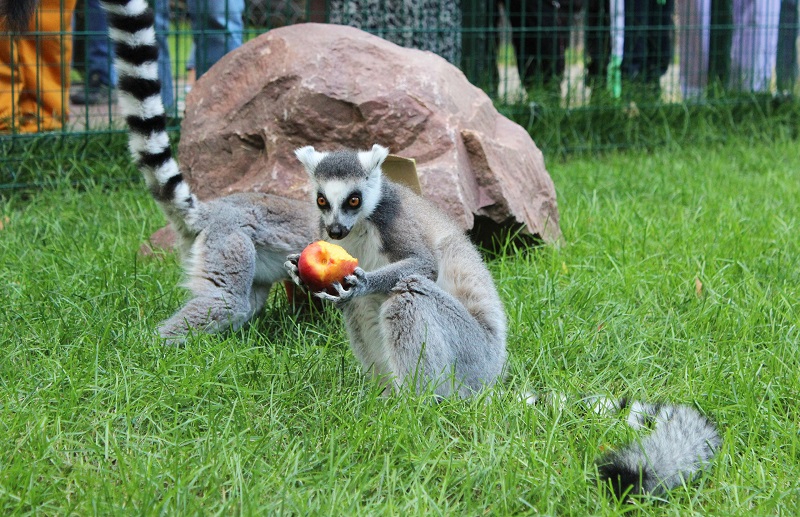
[597,461,651,500]
[100,0,194,212]
[596,405,721,500]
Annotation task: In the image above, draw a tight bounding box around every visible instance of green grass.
[502,90,800,155]
[1,135,799,514]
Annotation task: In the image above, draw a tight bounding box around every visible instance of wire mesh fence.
[2,0,799,187]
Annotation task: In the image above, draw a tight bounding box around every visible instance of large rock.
[179,23,561,244]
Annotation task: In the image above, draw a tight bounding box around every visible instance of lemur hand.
[284,254,303,286]
[315,267,369,304]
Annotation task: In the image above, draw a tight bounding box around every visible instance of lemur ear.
[295,146,327,176]
[358,144,389,177]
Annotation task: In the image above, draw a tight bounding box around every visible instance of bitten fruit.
[297,241,359,293]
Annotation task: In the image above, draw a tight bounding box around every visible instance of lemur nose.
[327,224,348,240]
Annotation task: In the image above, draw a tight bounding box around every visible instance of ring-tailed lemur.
[287,144,721,496]
[287,144,508,399]
[91,0,317,340]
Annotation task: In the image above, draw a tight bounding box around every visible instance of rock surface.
[177,22,561,244]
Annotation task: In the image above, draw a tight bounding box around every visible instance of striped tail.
[595,400,721,499]
[524,393,721,498]
[100,0,197,234]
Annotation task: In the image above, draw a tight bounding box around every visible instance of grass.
[501,89,800,155]
[1,134,799,514]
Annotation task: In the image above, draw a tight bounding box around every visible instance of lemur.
[287,145,721,497]
[288,145,508,399]
[3,0,720,499]
[91,0,316,340]
[101,0,315,342]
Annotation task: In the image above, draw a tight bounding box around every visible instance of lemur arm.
[318,253,436,304]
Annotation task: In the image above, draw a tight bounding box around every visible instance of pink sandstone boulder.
[177,22,561,245]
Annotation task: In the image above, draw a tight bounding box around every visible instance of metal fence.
[2,1,799,156]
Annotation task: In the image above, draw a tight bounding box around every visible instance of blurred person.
[729,0,780,92]
[680,0,787,99]
[70,0,116,105]
[155,0,245,111]
[1,0,77,132]
[586,0,675,97]
[679,0,712,100]
[504,0,584,89]
[776,0,797,93]
[621,0,674,89]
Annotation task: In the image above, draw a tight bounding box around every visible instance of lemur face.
[295,144,388,240]
[313,179,364,239]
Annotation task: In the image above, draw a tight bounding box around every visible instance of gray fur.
[288,144,507,398]
[314,151,367,180]
[101,0,317,341]
[528,393,721,498]
[596,402,721,498]
[158,193,316,340]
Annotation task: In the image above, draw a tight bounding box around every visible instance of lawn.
[0,136,798,514]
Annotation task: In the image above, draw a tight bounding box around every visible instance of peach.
[297,241,359,293]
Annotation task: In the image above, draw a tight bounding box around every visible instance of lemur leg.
[248,284,271,319]
[341,296,395,389]
[158,230,257,340]
[379,275,503,398]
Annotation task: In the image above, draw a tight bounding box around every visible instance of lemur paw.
[315,267,368,304]
[284,253,303,286]
[343,267,367,289]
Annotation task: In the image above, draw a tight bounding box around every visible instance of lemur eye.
[348,196,361,208]
[317,195,327,208]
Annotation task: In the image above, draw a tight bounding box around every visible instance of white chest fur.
[330,221,389,273]
[328,221,393,379]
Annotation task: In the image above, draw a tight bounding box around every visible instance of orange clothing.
[1,0,76,133]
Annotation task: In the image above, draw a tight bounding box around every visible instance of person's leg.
[622,0,648,81]
[751,0,780,91]
[530,0,564,85]
[585,0,611,84]
[17,0,76,132]
[680,0,712,100]
[71,0,116,104]
[86,0,114,85]
[730,0,780,92]
[507,0,559,87]
[461,0,497,94]
[709,0,733,85]
[776,0,798,92]
[646,0,674,82]
[0,26,23,131]
[155,0,175,109]
[189,0,245,78]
